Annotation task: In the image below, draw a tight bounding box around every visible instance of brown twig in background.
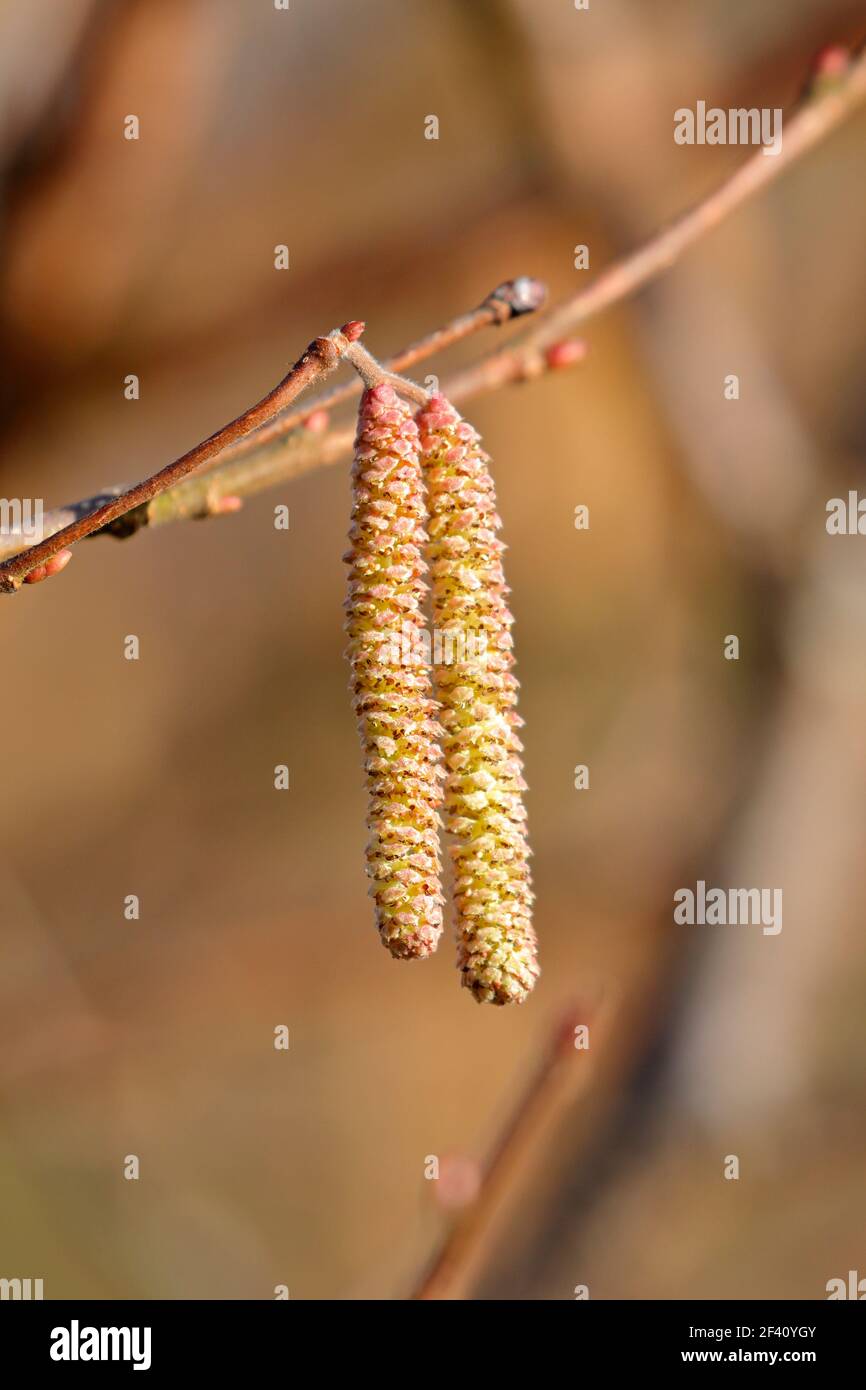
[412,1000,603,1301]
[2,47,865,592]
[0,321,364,591]
[444,45,866,397]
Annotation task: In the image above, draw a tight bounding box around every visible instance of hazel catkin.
[416,394,539,1004]
[344,383,444,959]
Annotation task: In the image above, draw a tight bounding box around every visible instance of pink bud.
[813,45,849,78]
[340,320,366,343]
[211,495,243,515]
[433,1155,482,1210]
[23,549,73,584]
[304,409,330,433]
[544,339,588,370]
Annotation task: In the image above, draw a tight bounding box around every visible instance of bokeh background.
[1,0,865,1300]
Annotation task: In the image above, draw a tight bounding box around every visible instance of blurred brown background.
[1,0,865,1299]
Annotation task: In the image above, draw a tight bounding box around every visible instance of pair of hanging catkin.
[344,380,539,1005]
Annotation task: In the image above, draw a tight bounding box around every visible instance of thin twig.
[343,340,430,403]
[412,1001,602,1301]
[0,322,365,591]
[445,47,866,396]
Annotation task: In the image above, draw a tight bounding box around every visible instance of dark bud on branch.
[484,277,548,323]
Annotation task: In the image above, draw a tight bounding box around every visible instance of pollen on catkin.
[344,383,444,960]
[416,394,539,1004]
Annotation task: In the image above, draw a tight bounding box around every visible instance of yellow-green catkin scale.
[344,384,444,960]
[417,395,539,1004]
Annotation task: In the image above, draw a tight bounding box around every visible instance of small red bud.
[433,1155,482,1210]
[813,45,849,78]
[23,549,72,584]
[211,495,243,515]
[304,409,330,433]
[544,339,587,371]
[341,320,365,343]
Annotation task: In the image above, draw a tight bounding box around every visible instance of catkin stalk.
[344,384,444,959]
[417,395,539,1003]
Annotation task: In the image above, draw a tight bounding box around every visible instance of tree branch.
[2,48,864,591]
[411,1000,601,1301]
[0,280,548,578]
[0,321,365,591]
[215,275,547,466]
[444,46,866,396]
